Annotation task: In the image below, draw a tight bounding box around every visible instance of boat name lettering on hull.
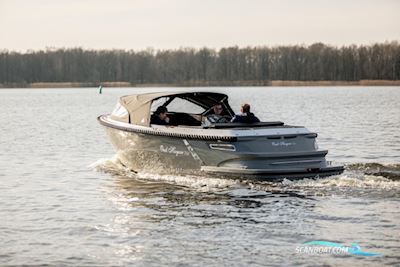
[160,145,190,156]
[272,141,296,147]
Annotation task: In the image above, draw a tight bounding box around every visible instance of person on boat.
[206,103,229,123]
[231,103,260,123]
[212,103,223,116]
[151,106,170,125]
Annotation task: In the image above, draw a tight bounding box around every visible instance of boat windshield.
[151,97,205,114]
[110,102,129,122]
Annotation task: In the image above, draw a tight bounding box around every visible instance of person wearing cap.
[151,106,170,125]
[231,103,260,123]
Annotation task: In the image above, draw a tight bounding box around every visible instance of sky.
[1,0,399,52]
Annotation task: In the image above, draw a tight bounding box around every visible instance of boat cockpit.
[110,91,283,129]
[149,92,233,127]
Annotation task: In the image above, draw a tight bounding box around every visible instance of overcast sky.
[1,0,399,52]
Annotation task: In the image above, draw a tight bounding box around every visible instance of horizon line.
[2,40,399,54]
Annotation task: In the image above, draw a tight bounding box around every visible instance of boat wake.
[89,155,241,191]
[90,155,400,196]
[346,162,400,180]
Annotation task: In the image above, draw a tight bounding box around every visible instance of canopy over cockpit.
[111,91,234,126]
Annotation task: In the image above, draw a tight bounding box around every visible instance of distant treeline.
[1,42,399,86]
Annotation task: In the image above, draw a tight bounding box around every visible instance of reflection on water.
[1,87,399,266]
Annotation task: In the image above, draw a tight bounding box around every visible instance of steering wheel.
[215,116,230,123]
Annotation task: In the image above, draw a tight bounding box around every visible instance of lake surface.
[0,87,399,267]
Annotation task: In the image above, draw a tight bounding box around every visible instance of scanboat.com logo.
[296,241,382,257]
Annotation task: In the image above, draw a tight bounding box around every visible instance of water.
[0,87,399,266]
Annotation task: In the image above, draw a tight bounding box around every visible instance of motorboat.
[98,91,344,180]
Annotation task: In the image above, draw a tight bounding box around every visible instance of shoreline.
[1,80,400,88]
